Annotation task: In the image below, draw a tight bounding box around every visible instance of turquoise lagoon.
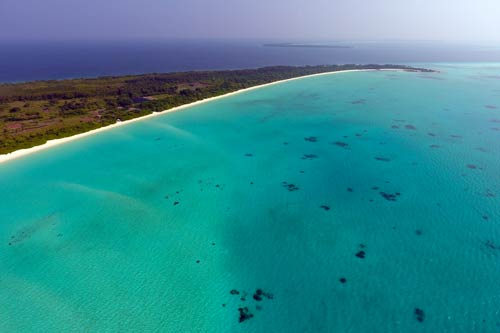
[1,64,500,332]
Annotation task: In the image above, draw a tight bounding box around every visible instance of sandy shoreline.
[0,68,401,165]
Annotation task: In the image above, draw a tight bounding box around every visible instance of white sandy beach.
[0,69,401,165]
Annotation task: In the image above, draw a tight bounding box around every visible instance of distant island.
[0,64,433,155]
[263,43,352,49]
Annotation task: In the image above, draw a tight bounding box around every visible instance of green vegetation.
[0,64,432,154]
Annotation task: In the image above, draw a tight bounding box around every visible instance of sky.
[1,0,500,41]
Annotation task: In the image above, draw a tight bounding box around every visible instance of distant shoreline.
[0,68,420,165]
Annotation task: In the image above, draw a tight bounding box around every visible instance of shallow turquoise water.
[1,64,500,332]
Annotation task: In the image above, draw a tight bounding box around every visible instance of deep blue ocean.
[1,40,500,82]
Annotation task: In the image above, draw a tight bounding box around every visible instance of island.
[263,43,352,49]
[0,64,433,155]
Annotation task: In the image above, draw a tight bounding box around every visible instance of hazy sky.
[1,0,499,41]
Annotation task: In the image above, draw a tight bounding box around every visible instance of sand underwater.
[0,64,500,332]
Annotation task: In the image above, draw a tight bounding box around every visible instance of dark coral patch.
[301,154,318,160]
[355,251,366,259]
[230,289,240,295]
[282,182,300,192]
[414,308,425,323]
[252,289,265,301]
[333,141,349,148]
[430,144,440,149]
[263,290,274,299]
[484,190,496,197]
[405,124,417,130]
[351,99,367,105]
[484,240,500,251]
[380,191,401,201]
[238,307,254,323]
[339,277,347,284]
[251,289,274,301]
